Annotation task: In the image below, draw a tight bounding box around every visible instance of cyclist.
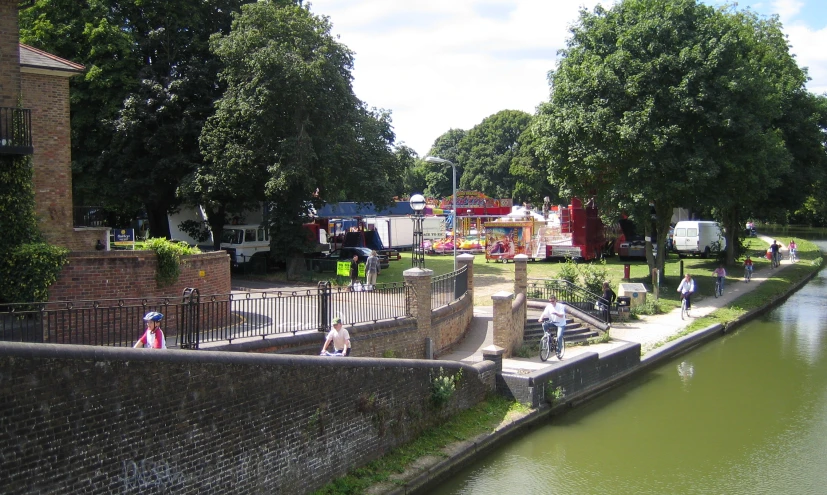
[538,295,566,354]
[789,239,797,262]
[743,256,754,280]
[770,240,780,268]
[677,274,695,315]
[712,264,726,294]
[133,312,166,349]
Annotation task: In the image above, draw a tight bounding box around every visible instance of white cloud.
[308,0,827,156]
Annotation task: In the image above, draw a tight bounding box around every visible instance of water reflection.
[433,240,827,495]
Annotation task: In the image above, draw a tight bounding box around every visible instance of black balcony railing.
[0,107,33,155]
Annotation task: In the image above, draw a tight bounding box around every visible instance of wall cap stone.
[404,267,435,278]
[491,291,514,301]
[482,345,505,356]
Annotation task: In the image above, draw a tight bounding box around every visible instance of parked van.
[220,224,270,267]
[673,221,726,258]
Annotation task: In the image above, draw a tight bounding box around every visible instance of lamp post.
[424,156,457,270]
[409,193,426,269]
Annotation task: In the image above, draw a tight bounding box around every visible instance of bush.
[0,243,68,303]
[558,257,578,284]
[145,237,201,287]
[631,298,665,316]
[578,258,610,295]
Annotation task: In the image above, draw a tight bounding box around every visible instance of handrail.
[526,278,609,325]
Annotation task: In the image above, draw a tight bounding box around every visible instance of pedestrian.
[365,250,381,290]
[599,281,617,324]
[677,274,695,315]
[133,312,167,349]
[320,317,351,356]
[789,239,797,262]
[349,254,360,290]
[538,294,566,357]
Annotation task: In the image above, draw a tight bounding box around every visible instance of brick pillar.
[513,254,528,296]
[482,345,505,373]
[0,0,21,107]
[456,253,475,302]
[404,267,434,358]
[491,290,514,356]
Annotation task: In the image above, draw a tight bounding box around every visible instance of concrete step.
[524,320,599,344]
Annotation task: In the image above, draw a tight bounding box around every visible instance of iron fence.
[431,265,469,310]
[0,283,411,349]
[526,278,608,323]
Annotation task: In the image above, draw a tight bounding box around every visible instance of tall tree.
[421,128,466,199]
[529,0,817,271]
[198,1,402,259]
[20,0,250,237]
[457,110,532,199]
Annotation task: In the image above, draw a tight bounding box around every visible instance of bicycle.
[680,293,690,320]
[714,278,723,298]
[772,251,781,268]
[744,267,752,282]
[790,250,797,263]
[539,319,566,361]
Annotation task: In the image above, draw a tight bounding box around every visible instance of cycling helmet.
[143,311,164,322]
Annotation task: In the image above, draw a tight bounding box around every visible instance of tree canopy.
[196,1,403,256]
[529,0,824,267]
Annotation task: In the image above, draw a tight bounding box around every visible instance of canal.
[433,241,827,495]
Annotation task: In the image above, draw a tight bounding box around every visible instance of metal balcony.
[0,107,34,156]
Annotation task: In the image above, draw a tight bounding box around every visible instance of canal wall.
[0,342,495,495]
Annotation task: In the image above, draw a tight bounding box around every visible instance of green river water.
[433,240,827,495]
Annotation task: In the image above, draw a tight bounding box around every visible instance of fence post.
[403,267,434,358]
[180,288,200,349]
[317,281,331,332]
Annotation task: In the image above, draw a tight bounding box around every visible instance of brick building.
[1,0,90,249]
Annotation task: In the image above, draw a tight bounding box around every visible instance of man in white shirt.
[320,317,351,356]
[538,295,566,351]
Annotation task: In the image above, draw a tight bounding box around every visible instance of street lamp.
[409,193,426,269]
[424,156,457,270]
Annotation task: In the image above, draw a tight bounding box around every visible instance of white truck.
[366,216,445,250]
[220,223,328,266]
[673,220,726,258]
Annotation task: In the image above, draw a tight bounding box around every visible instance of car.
[315,247,390,272]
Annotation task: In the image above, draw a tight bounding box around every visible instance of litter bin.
[617,296,631,319]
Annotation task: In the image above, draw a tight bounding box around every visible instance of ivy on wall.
[145,237,201,287]
[0,154,68,304]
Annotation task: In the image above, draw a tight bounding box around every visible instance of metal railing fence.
[526,278,608,323]
[431,265,469,310]
[1,283,412,349]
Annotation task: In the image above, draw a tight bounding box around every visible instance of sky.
[307,0,827,157]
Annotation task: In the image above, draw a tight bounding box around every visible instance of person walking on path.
[538,295,566,352]
[771,240,781,267]
[133,312,167,349]
[349,254,360,290]
[677,274,695,315]
[365,250,381,290]
[320,317,351,356]
[600,281,617,325]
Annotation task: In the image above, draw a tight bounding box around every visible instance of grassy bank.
[312,395,530,495]
[642,237,823,353]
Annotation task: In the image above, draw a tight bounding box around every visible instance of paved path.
[440,235,794,370]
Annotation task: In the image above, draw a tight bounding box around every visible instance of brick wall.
[434,295,474,355]
[0,0,20,107]
[21,72,75,247]
[49,250,231,301]
[0,342,496,495]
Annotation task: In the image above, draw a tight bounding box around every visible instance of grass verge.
[642,238,823,354]
[312,395,531,495]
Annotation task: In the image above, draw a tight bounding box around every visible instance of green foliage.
[557,257,578,285]
[631,298,666,316]
[381,349,400,359]
[177,220,211,243]
[145,237,201,287]
[456,110,533,199]
[544,380,565,405]
[431,367,462,408]
[0,155,68,304]
[578,259,610,295]
[0,243,69,304]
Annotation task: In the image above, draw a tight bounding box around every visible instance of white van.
[673,221,726,258]
[220,224,270,266]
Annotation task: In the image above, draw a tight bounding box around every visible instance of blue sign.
[113,228,135,244]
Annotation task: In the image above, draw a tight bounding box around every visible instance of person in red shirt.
[133,312,167,349]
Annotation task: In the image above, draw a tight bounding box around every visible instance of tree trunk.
[145,202,171,239]
[722,206,740,266]
[206,204,227,252]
